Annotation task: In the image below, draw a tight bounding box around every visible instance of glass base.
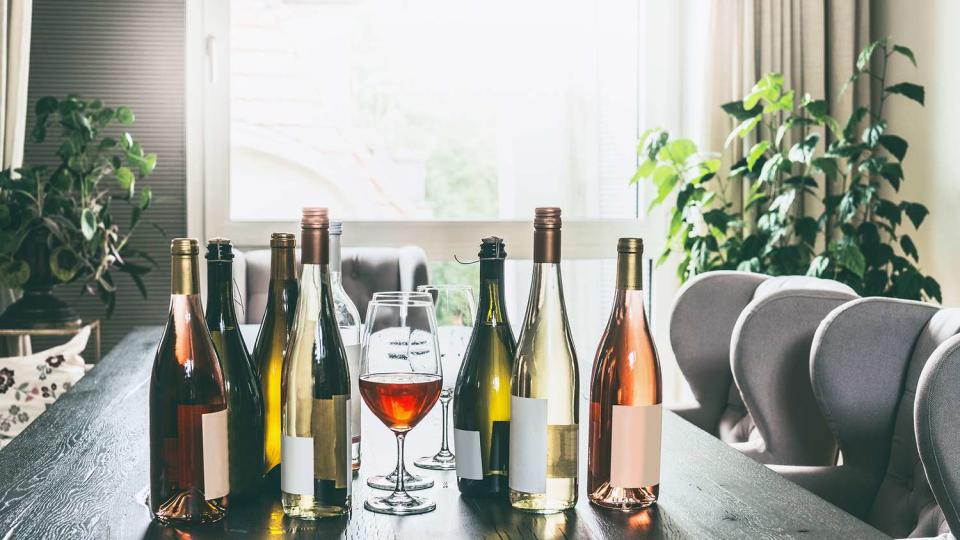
[367,467,434,491]
[364,491,436,515]
[414,450,456,470]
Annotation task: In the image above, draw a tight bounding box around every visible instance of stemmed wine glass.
[364,291,436,491]
[414,284,476,470]
[359,296,443,515]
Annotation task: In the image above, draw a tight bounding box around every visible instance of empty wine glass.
[364,290,437,491]
[359,296,442,515]
[414,284,476,470]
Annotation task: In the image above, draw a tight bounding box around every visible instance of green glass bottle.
[453,237,517,498]
[205,238,265,500]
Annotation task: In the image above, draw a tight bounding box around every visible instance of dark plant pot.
[0,231,81,329]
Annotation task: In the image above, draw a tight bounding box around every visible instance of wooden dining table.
[0,326,888,539]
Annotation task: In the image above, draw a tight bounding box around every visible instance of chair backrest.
[670,271,856,466]
[916,333,960,539]
[670,271,768,436]
[730,276,857,465]
[811,298,960,538]
[236,246,429,324]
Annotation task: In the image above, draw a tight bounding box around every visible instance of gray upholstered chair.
[777,298,960,538]
[915,333,960,540]
[670,271,858,465]
[233,246,429,323]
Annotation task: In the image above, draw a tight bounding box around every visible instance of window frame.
[186,0,646,260]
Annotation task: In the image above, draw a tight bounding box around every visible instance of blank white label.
[509,396,548,494]
[282,435,314,496]
[610,404,662,488]
[201,409,229,500]
[454,429,483,480]
[342,339,362,443]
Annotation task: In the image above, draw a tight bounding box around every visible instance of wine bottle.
[281,208,352,519]
[253,233,299,478]
[150,238,229,525]
[509,207,579,513]
[454,237,516,498]
[330,221,362,472]
[205,238,265,500]
[588,238,661,510]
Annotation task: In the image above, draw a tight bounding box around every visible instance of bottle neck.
[170,254,200,296]
[270,246,297,280]
[615,251,643,290]
[477,259,509,326]
[301,227,329,266]
[533,228,561,264]
[330,233,343,275]
[206,260,239,323]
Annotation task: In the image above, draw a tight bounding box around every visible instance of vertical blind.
[25,0,185,354]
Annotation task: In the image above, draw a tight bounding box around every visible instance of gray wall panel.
[25,0,185,355]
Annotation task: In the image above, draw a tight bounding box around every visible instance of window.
[190,0,648,366]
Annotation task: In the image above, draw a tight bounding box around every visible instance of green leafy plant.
[0,95,157,315]
[635,38,940,301]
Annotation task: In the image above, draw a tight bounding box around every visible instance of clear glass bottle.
[509,207,579,513]
[150,238,229,525]
[281,208,352,519]
[588,238,661,510]
[330,220,362,472]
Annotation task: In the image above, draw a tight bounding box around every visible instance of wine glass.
[365,290,437,491]
[359,296,443,515]
[414,284,476,470]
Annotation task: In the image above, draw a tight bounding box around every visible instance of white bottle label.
[509,395,548,493]
[610,404,662,488]
[341,337,362,444]
[454,429,484,480]
[281,435,314,496]
[201,409,229,500]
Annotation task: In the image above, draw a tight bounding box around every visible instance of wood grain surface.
[0,326,888,539]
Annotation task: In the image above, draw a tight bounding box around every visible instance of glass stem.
[395,432,407,494]
[438,398,451,455]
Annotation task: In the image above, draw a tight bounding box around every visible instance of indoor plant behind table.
[0,95,157,328]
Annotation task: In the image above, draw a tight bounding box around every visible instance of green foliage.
[634,38,940,302]
[0,95,157,315]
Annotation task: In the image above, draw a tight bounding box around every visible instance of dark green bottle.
[453,237,516,498]
[205,238,264,500]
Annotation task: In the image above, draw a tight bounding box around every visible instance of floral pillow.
[0,326,92,449]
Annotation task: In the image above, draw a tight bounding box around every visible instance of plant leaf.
[901,234,919,261]
[116,166,135,197]
[81,208,97,240]
[901,201,929,228]
[746,141,770,171]
[885,82,925,106]
[857,39,886,70]
[116,106,135,124]
[49,246,80,282]
[139,186,153,211]
[844,106,869,140]
[0,260,29,288]
[721,101,763,121]
[893,44,917,67]
[878,134,908,161]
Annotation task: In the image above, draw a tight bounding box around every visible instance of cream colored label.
[201,409,229,500]
[509,396,547,493]
[454,429,483,480]
[610,404,661,488]
[281,435,314,496]
[312,395,351,490]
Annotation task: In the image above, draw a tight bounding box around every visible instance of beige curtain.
[703,0,871,229]
[0,0,32,315]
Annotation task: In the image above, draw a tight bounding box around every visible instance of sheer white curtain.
[0,0,32,317]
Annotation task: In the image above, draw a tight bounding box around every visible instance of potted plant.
[635,38,939,302]
[0,95,156,328]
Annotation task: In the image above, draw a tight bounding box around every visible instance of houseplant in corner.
[634,38,940,302]
[0,95,157,328]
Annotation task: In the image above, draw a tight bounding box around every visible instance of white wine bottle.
[281,208,352,519]
[509,207,579,513]
[330,220,362,472]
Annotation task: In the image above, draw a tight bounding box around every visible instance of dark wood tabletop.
[0,326,888,539]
